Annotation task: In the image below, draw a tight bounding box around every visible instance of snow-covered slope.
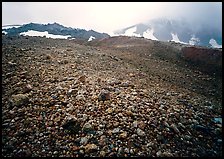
[114,18,222,48]
[171,33,187,44]
[124,26,141,37]
[20,30,71,39]
[2,22,110,40]
[2,25,22,29]
[209,39,222,48]
[142,29,158,40]
[189,35,200,46]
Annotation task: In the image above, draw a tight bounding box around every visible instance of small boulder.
[98,90,110,102]
[119,131,128,139]
[10,94,29,107]
[84,144,98,153]
[80,137,89,145]
[62,116,81,134]
[23,84,33,93]
[171,123,180,134]
[136,128,145,136]
[78,75,86,83]
[82,122,94,132]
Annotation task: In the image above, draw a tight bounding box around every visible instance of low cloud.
[2,2,222,35]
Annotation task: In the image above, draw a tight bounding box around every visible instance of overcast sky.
[2,2,222,35]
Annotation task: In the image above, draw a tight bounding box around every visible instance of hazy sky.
[2,2,222,35]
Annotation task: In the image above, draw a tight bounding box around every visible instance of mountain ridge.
[114,18,222,48]
[2,22,110,40]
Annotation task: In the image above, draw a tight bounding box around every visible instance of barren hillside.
[2,35,222,157]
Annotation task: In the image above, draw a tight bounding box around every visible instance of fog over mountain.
[2,2,221,36]
[2,2,222,158]
[114,17,222,48]
[2,2,221,47]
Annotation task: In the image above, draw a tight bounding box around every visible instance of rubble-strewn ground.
[2,35,222,157]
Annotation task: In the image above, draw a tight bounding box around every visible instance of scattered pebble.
[2,35,222,157]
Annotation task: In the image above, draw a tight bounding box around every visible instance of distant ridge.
[2,22,110,40]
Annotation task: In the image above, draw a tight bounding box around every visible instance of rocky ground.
[2,35,222,157]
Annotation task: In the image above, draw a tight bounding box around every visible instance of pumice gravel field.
[2,35,222,157]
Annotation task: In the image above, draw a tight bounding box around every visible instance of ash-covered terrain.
[2,34,222,157]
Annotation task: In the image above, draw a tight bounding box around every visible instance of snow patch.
[189,35,200,46]
[88,36,95,41]
[143,28,158,41]
[209,39,222,48]
[171,33,187,44]
[19,30,71,39]
[123,26,141,37]
[2,31,7,34]
[2,25,21,29]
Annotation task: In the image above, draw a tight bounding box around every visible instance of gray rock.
[10,94,29,107]
[117,147,124,156]
[100,150,106,157]
[99,124,105,129]
[130,148,134,154]
[8,61,17,66]
[217,139,222,143]
[82,122,93,132]
[112,128,120,134]
[76,94,85,101]
[156,150,162,157]
[137,128,145,136]
[2,122,9,127]
[213,117,222,124]
[157,134,164,142]
[163,121,170,127]
[82,114,88,122]
[53,151,58,155]
[178,122,186,129]
[124,148,130,154]
[99,135,107,146]
[162,151,173,157]
[120,81,133,87]
[133,121,138,128]
[107,78,121,86]
[171,123,180,133]
[97,131,104,136]
[66,105,74,112]
[80,137,89,145]
[79,149,84,154]
[67,89,77,96]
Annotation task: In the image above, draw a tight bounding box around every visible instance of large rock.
[82,121,94,132]
[62,116,81,134]
[84,144,98,153]
[80,137,89,146]
[98,90,110,102]
[10,93,29,107]
[23,84,33,93]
